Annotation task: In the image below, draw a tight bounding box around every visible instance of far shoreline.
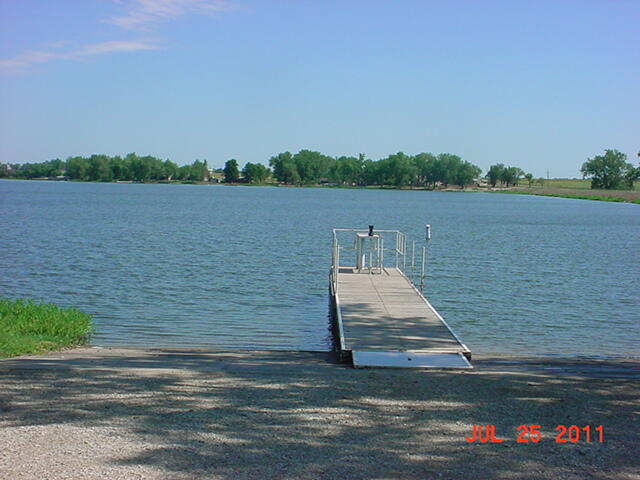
[3,177,639,204]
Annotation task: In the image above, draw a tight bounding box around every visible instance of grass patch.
[0,299,92,358]
[538,193,626,202]
[491,184,640,204]
[492,190,634,203]
[540,178,640,191]
[541,179,593,190]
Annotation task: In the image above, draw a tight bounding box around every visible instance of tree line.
[3,148,636,190]
[265,150,484,188]
[1,150,490,189]
[0,154,211,182]
[485,164,545,188]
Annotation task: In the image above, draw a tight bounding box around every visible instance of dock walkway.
[330,228,471,368]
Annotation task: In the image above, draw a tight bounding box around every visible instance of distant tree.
[162,160,179,181]
[126,153,152,182]
[427,154,442,188]
[524,173,534,187]
[65,156,89,180]
[109,156,127,180]
[87,154,112,182]
[500,166,523,187]
[499,168,512,187]
[281,161,300,184]
[361,160,380,185]
[453,161,482,189]
[177,164,192,181]
[581,149,637,189]
[330,156,362,185]
[623,165,639,189]
[224,159,240,183]
[436,153,463,187]
[536,177,545,187]
[373,157,392,185]
[270,151,311,184]
[292,150,334,184]
[514,168,525,185]
[142,156,162,180]
[188,160,208,182]
[486,164,505,187]
[45,159,64,177]
[269,152,293,183]
[413,152,437,188]
[242,162,270,183]
[374,152,416,187]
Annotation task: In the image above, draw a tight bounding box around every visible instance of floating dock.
[330,228,472,369]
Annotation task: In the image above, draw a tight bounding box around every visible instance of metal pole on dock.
[411,240,415,281]
[420,246,426,292]
[395,233,399,269]
[402,234,407,271]
[420,224,432,290]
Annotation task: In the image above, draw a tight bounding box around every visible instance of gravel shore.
[1,347,638,480]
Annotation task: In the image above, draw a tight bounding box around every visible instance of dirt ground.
[1,347,638,480]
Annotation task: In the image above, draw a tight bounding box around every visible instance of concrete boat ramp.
[330,228,472,369]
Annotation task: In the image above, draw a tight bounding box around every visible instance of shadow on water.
[1,349,638,479]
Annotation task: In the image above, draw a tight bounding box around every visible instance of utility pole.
[546,169,550,181]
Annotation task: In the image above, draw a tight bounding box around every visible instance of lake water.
[1,179,638,358]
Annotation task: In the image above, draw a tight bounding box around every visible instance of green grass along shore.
[492,189,640,204]
[0,299,93,358]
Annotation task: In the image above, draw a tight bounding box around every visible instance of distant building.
[208,170,224,183]
[0,163,12,177]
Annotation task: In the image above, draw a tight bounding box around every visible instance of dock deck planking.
[333,267,471,368]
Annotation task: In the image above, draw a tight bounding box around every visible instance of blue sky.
[0,0,638,177]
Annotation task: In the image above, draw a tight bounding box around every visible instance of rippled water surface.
[1,180,638,357]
